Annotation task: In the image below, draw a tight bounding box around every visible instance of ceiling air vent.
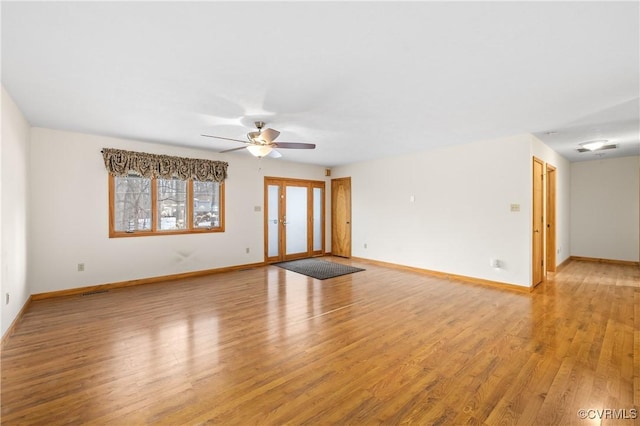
[576,144,617,153]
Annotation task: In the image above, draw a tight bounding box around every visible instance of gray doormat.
[274,258,365,280]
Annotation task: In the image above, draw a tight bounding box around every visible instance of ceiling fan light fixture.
[247,144,273,158]
[580,140,608,151]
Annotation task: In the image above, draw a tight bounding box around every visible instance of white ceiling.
[2,1,638,167]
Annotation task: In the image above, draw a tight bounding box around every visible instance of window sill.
[109,228,225,238]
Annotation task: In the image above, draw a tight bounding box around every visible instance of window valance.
[101,148,228,182]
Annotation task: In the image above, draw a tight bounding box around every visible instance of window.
[193,180,221,229]
[109,175,224,237]
[157,178,187,230]
[102,147,227,237]
[114,175,152,232]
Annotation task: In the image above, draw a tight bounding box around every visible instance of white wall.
[333,134,536,287]
[531,135,572,267]
[29,128,329,294]
[1,86,31,336]
[570,156,640,262]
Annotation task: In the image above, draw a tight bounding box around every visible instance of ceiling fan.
[201,121,316,158]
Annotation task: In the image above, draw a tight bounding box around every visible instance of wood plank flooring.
[1,258,638,425]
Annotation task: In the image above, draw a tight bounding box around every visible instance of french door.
[264,177,325,262]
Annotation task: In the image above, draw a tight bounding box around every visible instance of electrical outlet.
[245,248,250,254]
[364,243,368,249]
[77,263,85,272]
[5,293,9,305]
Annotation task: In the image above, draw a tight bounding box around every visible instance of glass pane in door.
[285,186,308,255]
[313,187,322,251]
[267,185,280,258]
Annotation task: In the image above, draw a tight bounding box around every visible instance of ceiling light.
[580,140,608,151]
[246,145,273,158]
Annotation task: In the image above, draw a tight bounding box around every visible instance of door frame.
[264,177,325,263]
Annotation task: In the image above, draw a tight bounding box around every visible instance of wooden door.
[532,157,544,286]
[331,177,351,258]
[546,164,557,273]
[264,177,325,262]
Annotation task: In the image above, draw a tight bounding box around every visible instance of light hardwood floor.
[1,258,638,425]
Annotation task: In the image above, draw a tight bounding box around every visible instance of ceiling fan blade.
[272,142,316,149]
[260,128,280,143]
[219,146,248,154]
[201,134,248,144]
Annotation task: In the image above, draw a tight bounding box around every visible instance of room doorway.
[532,157,544,287]
[331,177,352,258]
[264,177,325,263]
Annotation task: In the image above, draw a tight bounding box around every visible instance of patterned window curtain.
[101,148,228,182]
